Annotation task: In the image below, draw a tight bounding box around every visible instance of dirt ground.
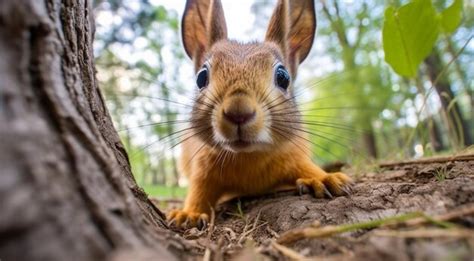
[161,155,474,260]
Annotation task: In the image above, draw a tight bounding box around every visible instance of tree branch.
[321,0,350,47]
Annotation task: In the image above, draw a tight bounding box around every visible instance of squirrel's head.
[182,0,316,153]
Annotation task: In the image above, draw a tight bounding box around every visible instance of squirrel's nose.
[223,110,256,125]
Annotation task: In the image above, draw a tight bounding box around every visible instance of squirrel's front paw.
[167,209,209,230]
[297,172,353,198]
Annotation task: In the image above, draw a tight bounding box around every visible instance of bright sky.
[150,0,260,41]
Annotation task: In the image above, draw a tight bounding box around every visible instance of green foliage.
[382,0,464,77]
[441,0,463,34]
[383,0,440,77]
[142,184,187,198]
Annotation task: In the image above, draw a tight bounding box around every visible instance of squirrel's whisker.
[115,94,215,113]
[131,125,209,157]
[181,138,211,171]
[269,126,312,157]
[263,72,353,110]
[272,124,341,160]
[272,119,365,133]
[273,113,346,121]
[273,106,381,114]
[118,120,192,132]
[273,123,357,154]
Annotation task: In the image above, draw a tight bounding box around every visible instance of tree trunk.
[321,2,379,159]
[0,1,193,260]
[425,50,473,147]
[427,116,445,152]
[444,37,472,116]
[156,158,166,185]
[362,127,378,159]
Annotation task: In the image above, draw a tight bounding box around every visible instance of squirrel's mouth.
[230,139,252,148]
[221,138,272,153]
[212,117,273,152]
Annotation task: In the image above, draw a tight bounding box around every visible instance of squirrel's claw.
[197,216,208,230]
[296,172,353,199]
[323,187,334,199]
[167,218,176,228]
[297,179,335,199]
[297,182,311,196]
[341,184,352,196]
[167,209,209,230]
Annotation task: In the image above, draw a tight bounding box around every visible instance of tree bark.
[0,1,193,260]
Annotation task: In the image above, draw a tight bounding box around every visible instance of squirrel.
[167,0,353,229]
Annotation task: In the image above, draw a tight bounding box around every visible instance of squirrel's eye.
[275,65,290,90]
[196,67,209,89]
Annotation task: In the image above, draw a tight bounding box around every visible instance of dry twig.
[277,204,474,244]
[379,153,474,168]
[271,242,311,261]
[374,228,474,238]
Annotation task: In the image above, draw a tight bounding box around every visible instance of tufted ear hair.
[181,0,228,71]
[265,0,316,76]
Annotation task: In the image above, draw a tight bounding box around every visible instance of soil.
[162,156,474,260]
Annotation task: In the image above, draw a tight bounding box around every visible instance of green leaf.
[154,6,168,21]
[382,0,440,77]
[441,0,463,34]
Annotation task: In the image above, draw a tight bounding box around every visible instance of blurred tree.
[318,0,388,159]
[383,0,473,148]
[425,48,472,146]
[94,1,186,194]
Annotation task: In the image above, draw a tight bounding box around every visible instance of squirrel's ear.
[265,0,316,75]
[265,0,289,59]
[182,0,227,70]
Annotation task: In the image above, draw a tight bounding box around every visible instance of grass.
[142,184,187,199]
[434,165,448,182]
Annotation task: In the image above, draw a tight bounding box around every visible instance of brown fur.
[169,0,353,228]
